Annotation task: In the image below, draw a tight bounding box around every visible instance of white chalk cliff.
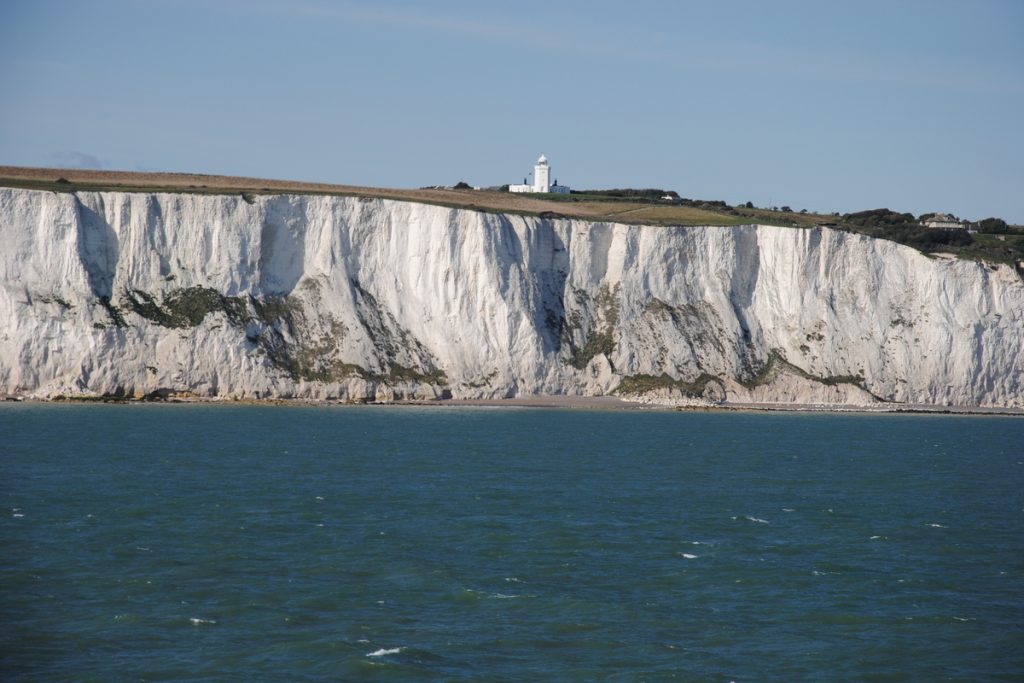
[1,187,1021,406]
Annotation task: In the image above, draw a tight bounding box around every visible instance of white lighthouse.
[533,154,550,192]
[509,154,571,194]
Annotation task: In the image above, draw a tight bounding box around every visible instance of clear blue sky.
[2,0,1022,221]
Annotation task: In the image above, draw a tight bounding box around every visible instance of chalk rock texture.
[1,188,1021,406]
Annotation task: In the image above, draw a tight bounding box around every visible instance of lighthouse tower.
[507,154,570,193]
[532,154,550,193]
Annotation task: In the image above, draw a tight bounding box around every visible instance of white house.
[509,154,571,194]
[921,213,965,230]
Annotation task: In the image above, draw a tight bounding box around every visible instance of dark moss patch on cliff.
[247,297,351,382]
[123,286,247,328]
[565,284,620,370]
[250,294,301,328]
[116,284,368,385]
[644,298,718,322]
[362,364,448,385]
[52,394,127,403]
[615,372,725,400]
[37,295,73,310]
[93,277,448,388]
[124,289,173,326]
[98,296,127,328]
[350,279,448,386]
[168,287,248,326]
[568,327,616,370]
[277,354,364,383]
[738,349,877,397]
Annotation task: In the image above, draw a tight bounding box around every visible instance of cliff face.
[1,187,1021,406]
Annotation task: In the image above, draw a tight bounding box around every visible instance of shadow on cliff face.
[727,226,764,378]
[143,195,174,277]
[483,214,569,356]
[74,195,119,299]
[530,217,571,355]
[258,197,306,296]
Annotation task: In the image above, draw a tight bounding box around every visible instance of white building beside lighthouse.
[509,154,571,194]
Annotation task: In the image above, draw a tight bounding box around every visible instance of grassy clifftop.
[0,166,747,226]
[2,165,1021,267]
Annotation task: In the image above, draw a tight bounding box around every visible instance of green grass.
[952,233,1024,266]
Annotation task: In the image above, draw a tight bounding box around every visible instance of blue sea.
[1,404,1022,681]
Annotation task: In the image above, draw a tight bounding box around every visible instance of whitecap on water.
[190,617,216,625]
[744,516,770,524]
[367,647,402,657]
[466,587,526,599]
[927,523,947,528]
[679,553,699,559]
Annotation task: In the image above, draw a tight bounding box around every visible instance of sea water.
[1,404,1022,681]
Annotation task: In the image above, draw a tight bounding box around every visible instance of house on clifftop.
[509,154,571,194]
[921,213,966,230]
